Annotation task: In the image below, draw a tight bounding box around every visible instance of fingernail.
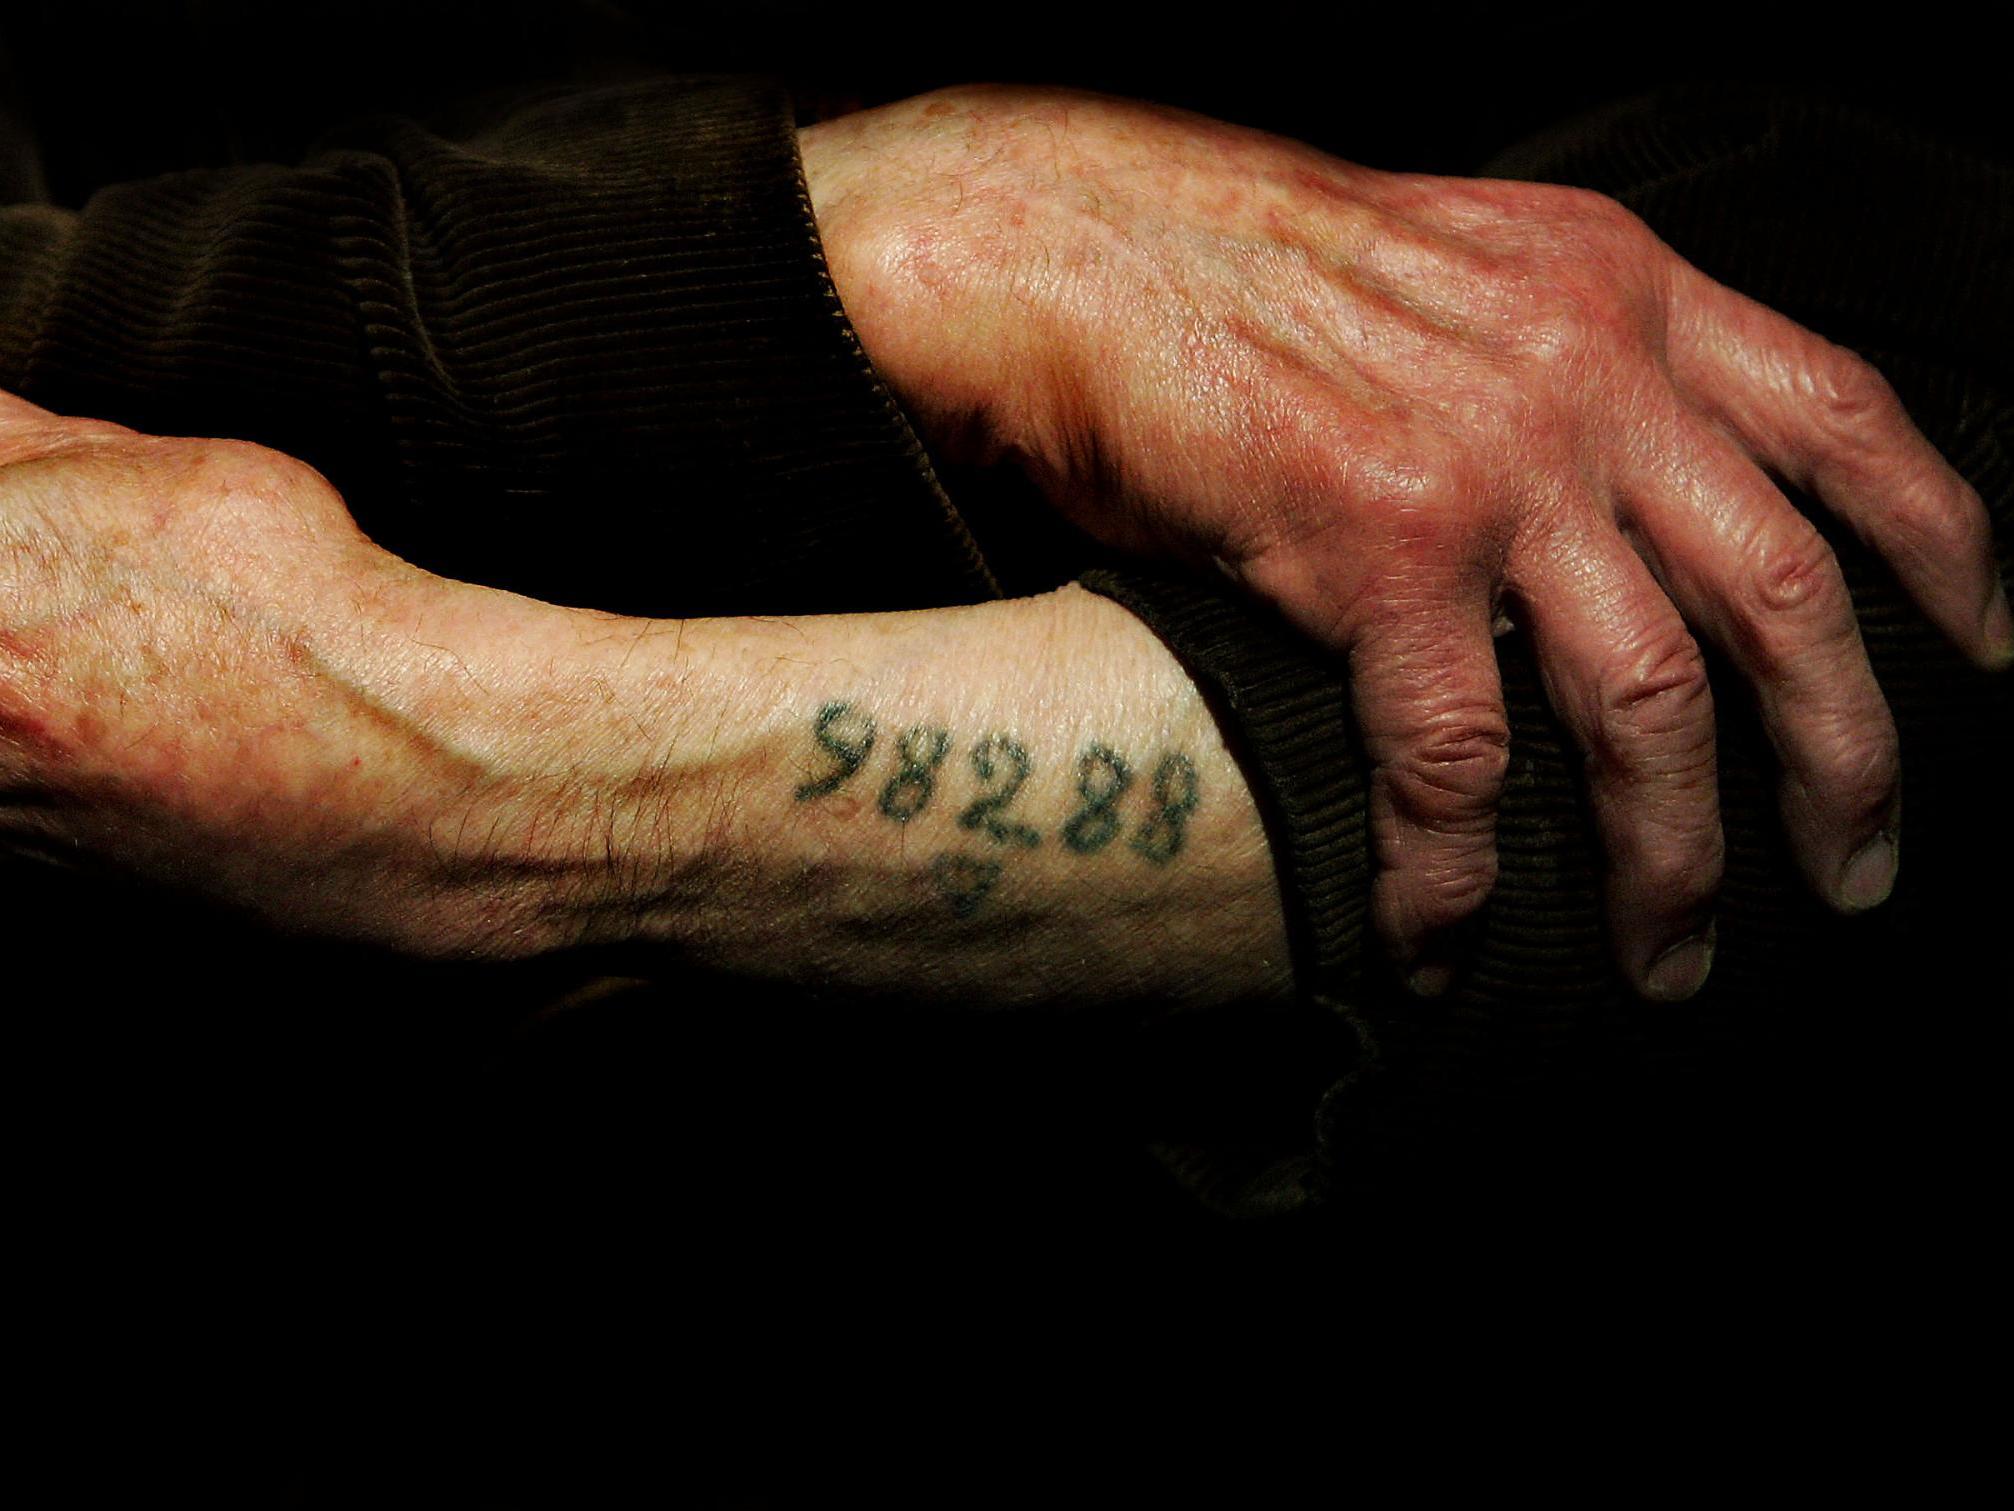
[1644,923,1716,1002]
[1406,961,1456,998]
[1839,833,1899,912]
[1984,581,2014,670]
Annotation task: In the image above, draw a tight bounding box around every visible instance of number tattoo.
[794,700,877,800]
[957,733,1042,848]
[877,726,952,822]
[798,700,1199,874]
[1130,752,1200,865]
[1061,742,1132,854]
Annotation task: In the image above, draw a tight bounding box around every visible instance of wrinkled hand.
[802,85,2012,999]
[0,395,583,957]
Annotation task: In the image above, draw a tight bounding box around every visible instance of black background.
[7,1,2011,197]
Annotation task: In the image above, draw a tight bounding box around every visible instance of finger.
[1513,518,1723,1000]
[1621,417,1902,913]
[1668,274,2012,668]
[1349,599,1510,996]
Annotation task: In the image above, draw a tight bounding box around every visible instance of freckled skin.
[0,402,571,954]
[802,83,2010,998]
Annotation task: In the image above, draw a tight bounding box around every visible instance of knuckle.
[1524,183,1649,257]
[1517,288,1603,366]
[1384,711,1512,825]
[1245,448,1471,562]
[1392,482,1484,559]
[1594,630,1713,760]
[1800,346,1903,445]
[1507,197,1652,356]
[1510,277,1645,386]
[1882,476,1993,576]
[1747,520,1848,625]
[196,438,324,496]
[171,439,346,539]
[1557,184,1644,237]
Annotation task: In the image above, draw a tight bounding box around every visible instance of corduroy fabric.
[1071,567,1380,1216]
[0,76,997,620]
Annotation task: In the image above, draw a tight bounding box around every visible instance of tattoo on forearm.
[793,699,1204,915]
[1130,752,1199,864]
[793,700,877,800]
[957,734,1041,848]
[877,726,951,822]
[1060,742,1131,854]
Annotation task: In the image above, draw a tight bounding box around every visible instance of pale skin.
[0,400,1288,1007]
[2,87,2006,1003]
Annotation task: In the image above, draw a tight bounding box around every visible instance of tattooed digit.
[957,733,1042,848]
[1130,752,1200,864]
[1061,742,1132,853]
[878,726,951,822]
[794,700,877,801]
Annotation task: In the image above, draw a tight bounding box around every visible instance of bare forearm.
[454,584,1291,1007]
[1,413,1285,1008]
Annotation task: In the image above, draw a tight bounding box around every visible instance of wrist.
[402,583,712,958]
[797,97,1067,470]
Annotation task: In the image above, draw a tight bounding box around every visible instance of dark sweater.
[2,73,2006,1218]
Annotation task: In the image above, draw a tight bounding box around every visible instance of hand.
[0,394,586,956]
[801,85,2012,1000]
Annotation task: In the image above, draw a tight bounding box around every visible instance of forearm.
[429,582,1291,1007]
[0,406,1284,1008]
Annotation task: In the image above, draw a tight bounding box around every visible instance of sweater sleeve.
[0,76,996,620]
